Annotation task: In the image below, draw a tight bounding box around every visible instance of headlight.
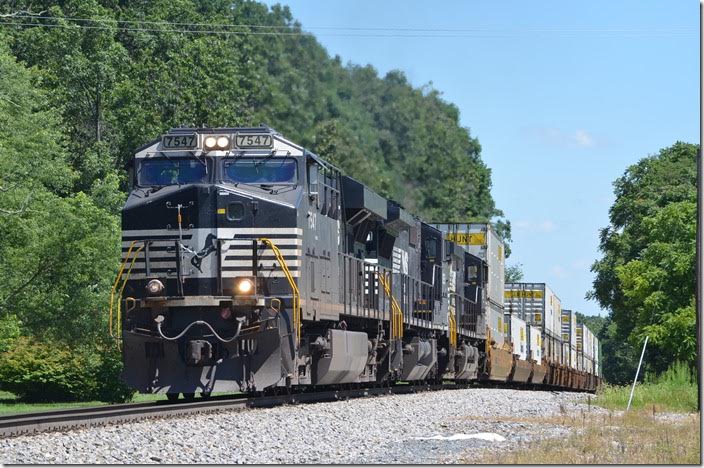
[146,279,165,295]
[204,136,217,150]
[235,278,254,295]
[216,136,230,149]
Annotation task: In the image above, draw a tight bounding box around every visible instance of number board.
[162,134,196,149]
[235,133,273,149]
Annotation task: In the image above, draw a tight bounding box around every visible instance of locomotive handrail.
[257,237,301,347]
[375,271,404,340]
[448,304,457,349]
[109,241,144,340]
[115,243,145,342]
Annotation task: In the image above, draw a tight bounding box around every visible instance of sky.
[262,0,699,316]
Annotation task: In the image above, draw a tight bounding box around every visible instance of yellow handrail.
[258,238,301,347]
[115,244,144,340]
[109,241,136,338]
[376,271,404,340]
[448,305,457,348]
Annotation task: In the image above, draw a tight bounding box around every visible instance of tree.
[589,142,697,376]
[505,263,524,283]
[0,1,508,235]
[0,36,121,344]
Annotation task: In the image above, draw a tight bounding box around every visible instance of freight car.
[112,126,602,399]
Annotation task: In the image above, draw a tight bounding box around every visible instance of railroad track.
[0,383,471,438]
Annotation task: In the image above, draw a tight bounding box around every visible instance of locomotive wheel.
[201,391,212,399]
[166,393,179,402]
[182,392,195,401]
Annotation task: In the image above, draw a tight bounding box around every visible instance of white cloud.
[514,219,556,233]
[527,127,599,149]
[574,129,595,148]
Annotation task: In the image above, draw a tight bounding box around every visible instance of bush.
[0,337,135,403]
[94,347,135,403]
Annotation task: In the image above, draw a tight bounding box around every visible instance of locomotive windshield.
[222,158,297,185]
[138,158,210,186]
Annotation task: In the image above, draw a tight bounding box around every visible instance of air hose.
[155,315,245,343]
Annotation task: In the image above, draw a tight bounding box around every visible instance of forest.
[0,0,696,401]
[0,0,506,401]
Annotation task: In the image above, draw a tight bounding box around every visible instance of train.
[112,125,602,400]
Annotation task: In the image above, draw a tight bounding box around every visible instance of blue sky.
[262,0,699,316]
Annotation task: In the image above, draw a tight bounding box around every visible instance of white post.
[626,335,649,412]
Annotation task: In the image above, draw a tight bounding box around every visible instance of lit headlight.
[146,279,165,296]
[204,136,217,150]
[235,278,254,295]
[216,136,230,149]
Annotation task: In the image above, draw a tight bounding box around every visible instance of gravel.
[0,388,605,464]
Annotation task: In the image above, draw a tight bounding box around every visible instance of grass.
[0,390,227,416]
[595,361,698,413]
[470,410,700,464]
[0,390,107,415]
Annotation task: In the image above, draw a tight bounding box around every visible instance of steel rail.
[0,383,470,439]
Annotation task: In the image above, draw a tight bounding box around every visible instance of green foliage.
[505,263,524,283]
[589,142,697,378]
[0,1,509,402]
[0,38,120,344]
[0,314,22,354]
[1,0,506,227]
[598,317,639,384]
[0,337,133,403]
[595,361,698,413]
[0,337,98,402]
[93,348,136,403]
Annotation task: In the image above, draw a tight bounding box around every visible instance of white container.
[432,223,505,308]
[528,325,542,362]
[561,309,578,368]
[504,282,562,337]
[486,302,505,346]
[580,323,595,359]
[505,314,528,360]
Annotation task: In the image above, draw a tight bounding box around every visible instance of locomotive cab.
[119,127,307,395]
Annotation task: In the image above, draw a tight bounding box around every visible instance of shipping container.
[561,309,577,369]
[584,324,595,359]
[504,313,528,360]
[505,282,563,365]
[504,282,562,337]
[431,223,505,309]
[575,349,583,372]
[593,335,601,377]
[528,325,542,362]
[577,322,600,375]
[486,303,505,345]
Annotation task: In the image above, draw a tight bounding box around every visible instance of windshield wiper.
[146,185,166,195]
[253,150,277,168]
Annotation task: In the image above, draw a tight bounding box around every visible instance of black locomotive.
[114,126,601,399]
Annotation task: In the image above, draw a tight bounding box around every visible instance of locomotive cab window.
[466,264,478,283]
[222,158,297,185]
[138,158,210,186]
[307,162,320,206]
